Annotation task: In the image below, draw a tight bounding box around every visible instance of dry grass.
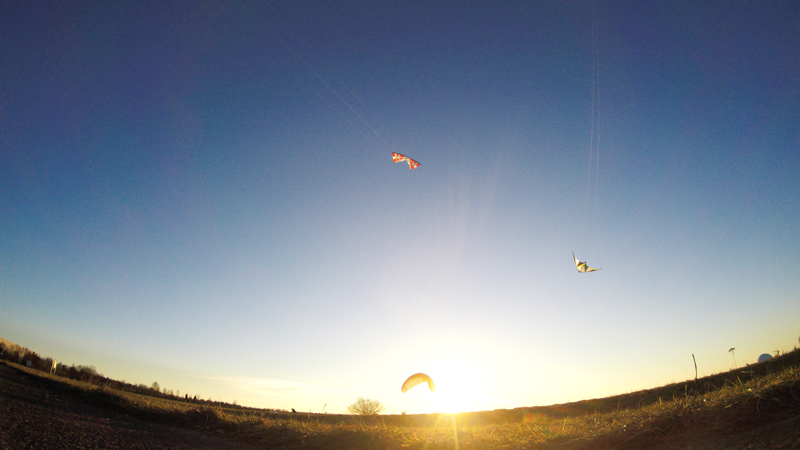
[7,349,800,449]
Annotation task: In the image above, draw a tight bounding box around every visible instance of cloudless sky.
[2,0,799,414]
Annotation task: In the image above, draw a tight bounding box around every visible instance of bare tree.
[347,397,385,415]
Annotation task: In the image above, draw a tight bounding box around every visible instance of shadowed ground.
[1,356,799,449]
[0,363,260,450]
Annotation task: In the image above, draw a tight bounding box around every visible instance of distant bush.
[347,397,386,415]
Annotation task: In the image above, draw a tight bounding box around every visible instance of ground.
[1,362,799,449]
[0,363,260,450]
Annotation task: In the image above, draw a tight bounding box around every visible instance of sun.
[426,362,486,413]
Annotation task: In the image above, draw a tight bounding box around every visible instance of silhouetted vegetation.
[347,397,386,415]
[0,340,247,410]
[4,338,800,449]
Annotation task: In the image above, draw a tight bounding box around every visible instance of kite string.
[210,0,366,136]
[591,0,600,235]
[584,0,601,239]
[248,0,399,153]
[584,39,595,224]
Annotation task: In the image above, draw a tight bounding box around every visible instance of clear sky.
[1,0,799,415]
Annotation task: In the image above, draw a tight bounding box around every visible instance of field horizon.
[2,336,799,449]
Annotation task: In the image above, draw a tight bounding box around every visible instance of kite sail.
[573,252,600,273]
[401,373,435,393]
[392,152,420,170]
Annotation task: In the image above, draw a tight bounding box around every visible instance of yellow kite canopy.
[573,252,600,273]
[401,373,435,393]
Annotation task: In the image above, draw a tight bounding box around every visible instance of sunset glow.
[1,1,798,416]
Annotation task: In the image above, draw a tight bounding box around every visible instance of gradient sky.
[2,0,799,414]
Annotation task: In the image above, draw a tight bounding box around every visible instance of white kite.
[573,252,600,273]
[392,152,421,170]
[401,373,435,393]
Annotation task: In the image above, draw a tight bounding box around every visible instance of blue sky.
[2,1,799,414]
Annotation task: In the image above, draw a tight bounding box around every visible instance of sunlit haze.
[2,1,799,415]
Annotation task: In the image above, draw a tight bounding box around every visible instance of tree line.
[0,341,246,409]
[1,340,388,414]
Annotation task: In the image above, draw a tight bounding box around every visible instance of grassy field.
[6,349,800,449]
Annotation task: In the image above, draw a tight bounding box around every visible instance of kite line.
[585,0,601,235]
[213,0,404,160]
[574,1,602,272]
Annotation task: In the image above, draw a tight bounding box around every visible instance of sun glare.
[426,363,485,413]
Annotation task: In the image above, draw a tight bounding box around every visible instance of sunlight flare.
[426,362,486,413]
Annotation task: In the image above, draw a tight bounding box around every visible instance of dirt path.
[0,363,262,450]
